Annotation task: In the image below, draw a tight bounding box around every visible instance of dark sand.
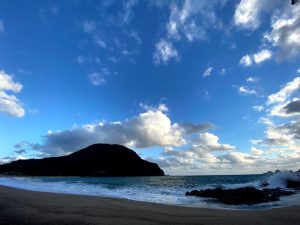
[0,185,299,225]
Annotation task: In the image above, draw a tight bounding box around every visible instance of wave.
[0,171,299,209]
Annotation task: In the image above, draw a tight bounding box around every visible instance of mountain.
[0,144,165,176]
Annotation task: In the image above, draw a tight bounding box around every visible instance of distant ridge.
[0,144,165,176]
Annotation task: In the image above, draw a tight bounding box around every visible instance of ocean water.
[0,173,299,209]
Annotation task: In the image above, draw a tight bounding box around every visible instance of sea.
[0,172,300,210]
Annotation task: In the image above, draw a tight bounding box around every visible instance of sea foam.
[0,172,299,209]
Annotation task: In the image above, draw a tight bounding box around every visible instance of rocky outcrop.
[0,144,165,177]
[286,179,300,190]
[186,187,294,205]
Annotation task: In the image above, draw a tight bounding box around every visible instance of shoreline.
[0,185,300,225]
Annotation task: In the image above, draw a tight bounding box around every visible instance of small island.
[0,144,165,177]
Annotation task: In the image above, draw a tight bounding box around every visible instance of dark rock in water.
[0,144,165,177]
[287,179,300,190]
[186,187,294,205]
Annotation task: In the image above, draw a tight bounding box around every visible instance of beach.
[0,185,299,225]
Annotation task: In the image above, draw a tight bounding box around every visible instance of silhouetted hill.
[0,144,165,176]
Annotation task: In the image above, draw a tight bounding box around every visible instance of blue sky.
[1,0,300,175]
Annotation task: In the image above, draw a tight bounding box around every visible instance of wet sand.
[0,184,299,225]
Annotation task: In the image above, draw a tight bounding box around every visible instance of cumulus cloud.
[148,131,236,174]
[218,152,255,164]
[0,71,25,117]
[251,77,300,156]
[240,49,272,67]
[239,55,252,67]
[19,104,212,156]
[237,85,257,95]
[251,147,263,156]
[251,120,298,148]
[246,77,258,83]
[267,77,300,105]
[151,137,300,175]
[284,100,300,114]
[237,1,300,61]
[202,67,213,77]
[153,39,179,64]
[253,49,272,64]
[234,0,264,30]
[264,3,300,59]
[152,77,300,174]
[234,0,284,30]
[197,132,235,151]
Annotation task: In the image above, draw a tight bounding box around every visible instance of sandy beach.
[0,185,299,225]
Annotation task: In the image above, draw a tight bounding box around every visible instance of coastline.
[0,185,299,225]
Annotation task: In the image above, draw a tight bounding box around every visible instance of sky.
[1,0,300,175]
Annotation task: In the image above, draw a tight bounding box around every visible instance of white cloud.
[267,77,300,105]
[250,77,300,161]
[246,77,258,83]
[22,104,213,156]
[145,77,300,174]
[234,0,263,30]
[202,67,213,78]
[220,68,226,76]
[198,132,235,151]
[154,0,226,65]
[76,55,85,64]
[0,71,25,117]
[253,105,264,112]
[82,20,96,33]
[120,0,138,24]
[18,69,31,75]
[267,77,300,118]
[264,4,300,59]
[149,131,237,174]
[88,72,106,86]
[166,0,208,42]
[0,155,27,164]
[240,49,272,67]
[253,49,272,64]
[297,68,300,74]
[153,39,179,64]
[239,54,252,67]
[251,147,263,156]
[237,86,257,95]
[234,0,283,30]
[93,36,107,48]
[252,120,298,148]
[218,152,255,164]
[0,20,4,33]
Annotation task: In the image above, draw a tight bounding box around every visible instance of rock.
[186,187,294,205]
[0,144,165,177]
[286,179,300,190]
